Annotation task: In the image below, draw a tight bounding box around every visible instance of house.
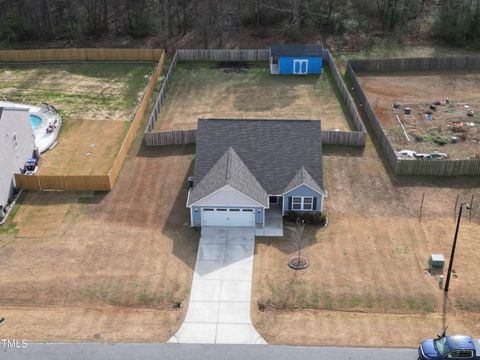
[0,107,35,217]
[186,119,324,233]
[269,44,323,75]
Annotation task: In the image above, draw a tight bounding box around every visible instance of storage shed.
[269,44,323,75]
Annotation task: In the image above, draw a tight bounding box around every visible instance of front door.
[293,59,308,75]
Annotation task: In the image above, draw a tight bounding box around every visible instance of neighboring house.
[187,119,324,229]
[0,107,35,213]
[269,44,323,75]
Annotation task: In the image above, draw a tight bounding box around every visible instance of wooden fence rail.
[347,62,399,170]
[108,51,166,186]
[145,129,197,146]
[322,49,366,133]
[145,51,178,133]
[14,174,112,191]
[396,158,480,176]
[321,130,366,146]
[0,48,162,62]
[349,56,480,73]
[13,49,165,192]
[145,128,365,147]
[347,55,480,176]
[176,49,270,61]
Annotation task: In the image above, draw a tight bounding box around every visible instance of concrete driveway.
[169,227,265,344]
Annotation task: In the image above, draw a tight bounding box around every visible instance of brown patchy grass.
[252,138,480,347]
[154,62,352,131]
[0,144,199,342]
[357,70,480,159]
[0,62,155,175]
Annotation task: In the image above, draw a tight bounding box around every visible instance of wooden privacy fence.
[145,128,364,147]
[108,50,166,185]
[144,48,367,147]
[349,56,480,73]
[176,49,269,61]
[15,174,111,191]
[396,158,480,176]
[321,130,366,146]
[0,48,162,62]
[347,55,480,176]
[347,62,399,170]
[14,49,166,192]
[145,51,178,133]
[322,49,366,133]
[145,129,197,146]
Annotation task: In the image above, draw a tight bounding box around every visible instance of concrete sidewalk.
[169,227,265,344]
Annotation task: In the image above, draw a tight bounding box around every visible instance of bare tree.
[286,218,310,271]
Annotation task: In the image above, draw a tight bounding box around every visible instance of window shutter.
[313,197,317,211]
[288,197,292,210]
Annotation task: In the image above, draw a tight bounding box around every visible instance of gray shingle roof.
[270,44,323,57]
[191,119,323,204]
[283,166,323,194]
[188,147,269,207]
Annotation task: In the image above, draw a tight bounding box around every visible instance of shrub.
[284,211,327,226]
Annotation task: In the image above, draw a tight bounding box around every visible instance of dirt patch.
[358,70,480,159]
[154,62,352,131]
[0,144,198,342]
[252,137,480,346]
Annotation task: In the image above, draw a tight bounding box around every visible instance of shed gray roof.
[188,147,269,207]
[190,119,323,205]
[270,44,323,57]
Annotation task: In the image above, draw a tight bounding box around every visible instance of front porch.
[255,204,283,237]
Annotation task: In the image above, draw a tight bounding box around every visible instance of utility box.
[429,254,445,273]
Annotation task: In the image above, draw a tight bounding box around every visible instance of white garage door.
[201,208,255,227]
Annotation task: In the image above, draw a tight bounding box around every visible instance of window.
[229,209,240,212]
[12,133,18,151]
[292,197,302,210]
[203,209,214,211]
[216,209,227,211]
[291,196,314,211]
[242,209,253,212]
[303,197,313,210]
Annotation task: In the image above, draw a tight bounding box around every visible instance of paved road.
[2,343,418,360]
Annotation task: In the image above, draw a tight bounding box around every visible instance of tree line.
[0,0,478,48]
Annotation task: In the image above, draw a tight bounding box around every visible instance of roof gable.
[270,44,323,57]
[188,147,268,207]
[283,167,323,194]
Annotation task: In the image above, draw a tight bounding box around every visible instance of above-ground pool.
[30,114,42,130]
[0,100,62,153]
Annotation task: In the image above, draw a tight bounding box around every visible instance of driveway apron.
[169,227,266,344]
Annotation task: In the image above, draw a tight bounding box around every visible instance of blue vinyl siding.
[278,56,322,74]
[283,185,324,212]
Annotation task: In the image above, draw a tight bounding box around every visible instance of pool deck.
[0,101,61,153]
